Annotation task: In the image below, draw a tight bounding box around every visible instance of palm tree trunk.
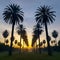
[38,28,41,54]
[20,35,21,53]
[23,40,24,48]
[9,23,15,56]
[45,22,52,56]
[23,40,24,52]
[39,36,41,54]
[36,41,37,52]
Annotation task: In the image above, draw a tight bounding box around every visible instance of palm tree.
[43,40,46,48]
[52,30,58,46]
[32,34,38,52]
[17,24,23,52]
[33,23,43,53]
[2,30,9,44]
[35,5,56,55]
[32,34,37,47]
[21,29,28,47]
[17,24,25,52]
[3,4,24,55]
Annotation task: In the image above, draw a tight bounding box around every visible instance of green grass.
[0,52,60,60]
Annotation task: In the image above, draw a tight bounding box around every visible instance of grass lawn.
[0,52,60,60]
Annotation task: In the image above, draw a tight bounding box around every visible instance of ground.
[0,52,60,60]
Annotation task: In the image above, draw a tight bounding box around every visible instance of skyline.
[0,0,60,47]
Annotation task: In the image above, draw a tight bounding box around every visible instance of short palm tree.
[32,34,38,47]
[52,30,58,46]
[43,40,46,48]
[2,30,9,44]
[3,4,24,55]
[17,24,24,53]
[17,24,28,52]
[35,5,56,55]
[21,30,28,47]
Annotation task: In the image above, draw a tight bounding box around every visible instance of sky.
[0,0,60,47]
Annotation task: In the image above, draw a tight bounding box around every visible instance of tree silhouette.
[17,24,24,53]
[43,40,46,48]
[22,33,28,47]
[35,5,56,55]
[51,41,54,46]
[14,40,17,44]
[33,23,43,53]
[2,30,9,44]
[18,42,21,47]
[52,30,58,46]
[21,27,28,47]
[5,39,9,45]
[3,4,24,55]
[32,34,37,47]
[32,34,38,52]
[17,24,28,53]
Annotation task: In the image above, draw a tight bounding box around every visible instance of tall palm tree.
[3,4,24,55]
[2,30,9,44]
[35,5,56,55]
[33,23,43,53]
[52,30,58,46]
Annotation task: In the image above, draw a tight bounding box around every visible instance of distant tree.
[52,30,58,45]
[22,35,28,47]
[17,24,28,53]
[18,42,21,46]
[17,24,23,53]
[40,42,43,47]
[32,34,37,47]
[3,4,24,55]
[51,41,54,46]
[2,30,9,44]
[43,40,46,48]
[21,29,28,47]
[5,39,9,45]
[17,24,25,52]
[14,40,17,44]
[35,5,56,55]
[33,23,43,53]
